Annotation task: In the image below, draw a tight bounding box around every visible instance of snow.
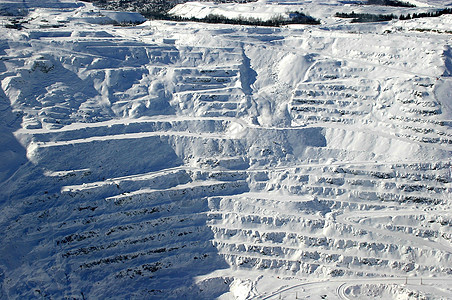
[169,0,450,25]
[169,1,307,21]
[0,0,451,299]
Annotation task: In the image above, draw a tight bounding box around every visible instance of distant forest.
[335,11,396,22]
[82,0,417,18]
[170,12,320,26]
[80,0,452,26]
[80,0,320,26]
[366,0,416,8]
[336,7,452,23]
[81,0,257,18]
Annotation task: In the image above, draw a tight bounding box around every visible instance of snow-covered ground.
[0,0,451,299]
[169,0,450,24]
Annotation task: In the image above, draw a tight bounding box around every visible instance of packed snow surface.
[0,0,451,299]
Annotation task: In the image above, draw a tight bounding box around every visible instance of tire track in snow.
[255,277,452,299]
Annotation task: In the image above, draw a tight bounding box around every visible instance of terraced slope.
[0,1,451,299]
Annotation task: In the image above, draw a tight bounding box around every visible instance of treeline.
[366,0,415,7]
[399,8,452,20]
[336,8,452,23]
[335,12,396,22]
[147,11,320,26]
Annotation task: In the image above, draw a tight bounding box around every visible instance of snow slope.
[0,0,451,299]
[169,1,309,21]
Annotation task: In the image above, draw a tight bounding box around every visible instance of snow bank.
[71,8,146,24]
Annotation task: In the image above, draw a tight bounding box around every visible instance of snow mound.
[70,7,146,24]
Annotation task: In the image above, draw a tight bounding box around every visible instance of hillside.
[0,0,451,299]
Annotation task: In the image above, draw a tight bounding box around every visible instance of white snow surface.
[169,1,307,21]
[0,0,451,299]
